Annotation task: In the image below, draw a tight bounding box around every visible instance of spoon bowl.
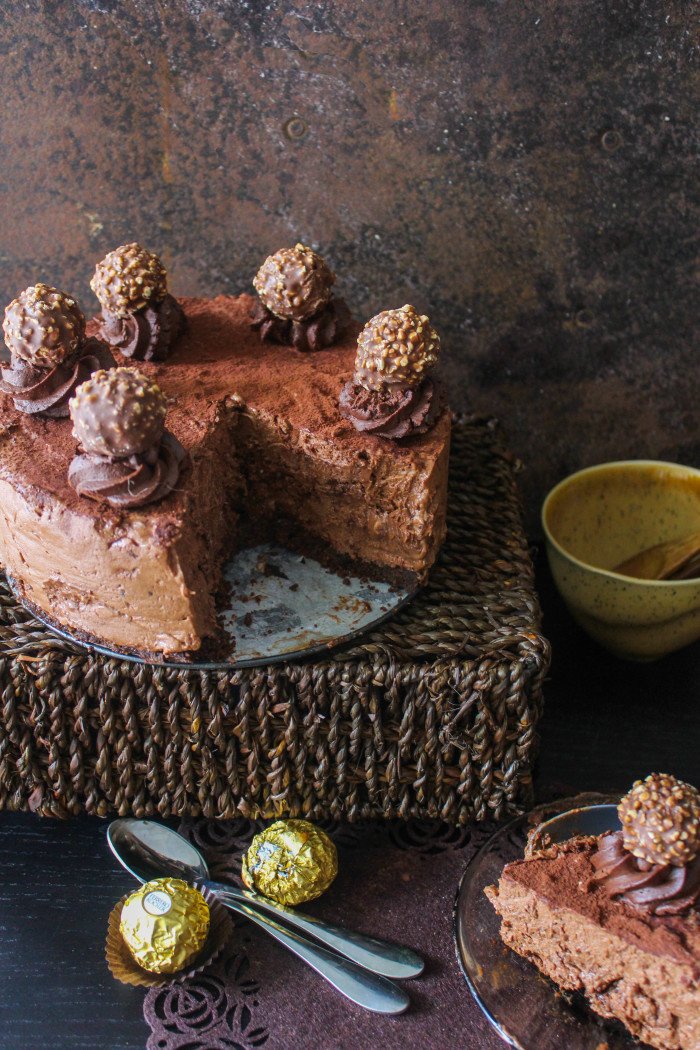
[108,819,209,883]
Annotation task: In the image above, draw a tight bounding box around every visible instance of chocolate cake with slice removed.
[0,274,450,658]
[486,774,700,1050]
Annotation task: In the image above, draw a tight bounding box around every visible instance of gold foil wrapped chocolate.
[119,877,209,974]
[241,819,338,905]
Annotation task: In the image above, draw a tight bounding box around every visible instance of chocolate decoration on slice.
[591,829,700,915]
[251,296,351,351]
[619,772,700,867]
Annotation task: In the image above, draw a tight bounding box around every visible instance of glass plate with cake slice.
[454,776,700,1050]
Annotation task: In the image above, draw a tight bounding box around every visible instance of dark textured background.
[0,0,698,531]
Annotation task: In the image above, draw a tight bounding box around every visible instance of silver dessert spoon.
[108,818,422,1013]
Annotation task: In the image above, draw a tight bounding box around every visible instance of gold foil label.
[142,890,173,916]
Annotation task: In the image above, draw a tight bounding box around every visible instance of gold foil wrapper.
[107,886,233,988]
[119,877,210,975]
[241,819,338,905]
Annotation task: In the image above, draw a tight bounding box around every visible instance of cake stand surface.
[17,542,419,669]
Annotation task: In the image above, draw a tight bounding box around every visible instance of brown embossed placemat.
[142,817,508,1050]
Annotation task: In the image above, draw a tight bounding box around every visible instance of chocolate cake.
[0,251,450,659]
[486,774,700,1050]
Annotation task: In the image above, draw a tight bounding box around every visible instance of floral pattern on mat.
[143,817,500,1050]
[145,944,269,1050]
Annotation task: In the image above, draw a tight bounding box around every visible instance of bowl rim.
[541,458,700,588]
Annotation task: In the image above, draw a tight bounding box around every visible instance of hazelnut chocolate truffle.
[253,244,335,322]
[241,819,338,905]
[91,243,168,318]
[119,877,210,975]
[618,772,700,867]
[3,284,86,367]
[69,367,167,458]
[354,305,440,392]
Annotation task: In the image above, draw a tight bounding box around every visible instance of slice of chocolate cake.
[486,774,700,1050]
[0,246,450,658]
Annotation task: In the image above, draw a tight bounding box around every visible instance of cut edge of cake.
[485,795,700,1050]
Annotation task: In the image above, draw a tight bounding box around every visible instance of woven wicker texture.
[0,416,550,823]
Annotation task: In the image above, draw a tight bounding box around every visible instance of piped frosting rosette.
[591,773,700,915]
[91,243,185,362]
[0,284,112,417]
[251,243,351,351]
[68,367,185,509]
[339,304,445,439]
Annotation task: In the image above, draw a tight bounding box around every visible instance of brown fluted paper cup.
[106,886,233,988]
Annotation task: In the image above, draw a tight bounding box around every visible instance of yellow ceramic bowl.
[542,460,700,660]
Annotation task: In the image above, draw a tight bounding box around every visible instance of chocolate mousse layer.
[486,837,700,1050]
[0,294,450,657]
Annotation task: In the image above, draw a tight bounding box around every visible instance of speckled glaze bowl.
[542,460,700,660]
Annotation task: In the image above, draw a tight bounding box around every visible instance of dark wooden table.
[1,548,699,1050]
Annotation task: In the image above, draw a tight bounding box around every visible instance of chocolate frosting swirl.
[591,830,700,915]
[251,297,351,352]
[338,376,444,439]
[95,294,185,362]
[68,431,185,509]
[0,338,112,418]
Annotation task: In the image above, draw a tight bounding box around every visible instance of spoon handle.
[205,880,424,979]
[210,892,409,1014]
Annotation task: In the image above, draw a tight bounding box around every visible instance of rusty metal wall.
[0,1,697,530]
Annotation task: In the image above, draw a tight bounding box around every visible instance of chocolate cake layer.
[0,295,450,656]
[486,838,700,1050]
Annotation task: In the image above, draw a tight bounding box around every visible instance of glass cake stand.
[18,542,420,668]
[453,800,650,1050]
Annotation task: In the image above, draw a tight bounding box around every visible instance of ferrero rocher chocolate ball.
[241,819,338,905]
[119,877,210,975]
[253,244,335,322]
[3,284,85,367]
[619,773,700,867]
[354,305,440,392]
[91,243,168,318]
[69,367,167,458]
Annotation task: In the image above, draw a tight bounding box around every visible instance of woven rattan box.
[0,415,550,824]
